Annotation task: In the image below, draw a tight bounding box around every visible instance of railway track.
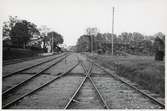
[3,52,68,78]
[86,56,165,109]
[2,55,79,109]
[3,53,57,66]
[3,55,110,109]
[3,54,68,95]
[3,53,69,105]
[64,60,109,109]
[2,53,165,109]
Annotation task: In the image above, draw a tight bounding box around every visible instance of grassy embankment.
[3,47,44,60]
[89,54,165,98]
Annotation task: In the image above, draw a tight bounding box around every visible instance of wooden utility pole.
[91,35,93,54]
[112,7,115,56]
[52,32,54,53]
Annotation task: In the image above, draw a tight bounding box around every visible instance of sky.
[1,0,167,46]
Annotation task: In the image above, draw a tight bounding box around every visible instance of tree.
[94,33,104,52]
[76,35,90,52]
[24,20,39,38]
[3,16,18,37]
[86,27,99,52]
[47,31,64,52]
[10,20,39,48]
[86,27,98,36]
[154,32,165,41]
[76,27,164,56]
[153,32,165,61]
[132,32,144,42]
[10,22,30,48]
[39,25,50,49]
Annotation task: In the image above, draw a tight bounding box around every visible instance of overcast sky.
[1,0,167,46]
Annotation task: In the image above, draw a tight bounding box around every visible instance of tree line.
[3,16,64,52]
[76,27,165,61]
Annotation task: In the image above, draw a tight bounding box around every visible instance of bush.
[116,63,164,97]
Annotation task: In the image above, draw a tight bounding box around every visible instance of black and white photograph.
[1,0,166,109]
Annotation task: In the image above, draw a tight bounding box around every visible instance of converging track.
[2,53,77,108]
[2,53,165,109]
[64,59,109,109]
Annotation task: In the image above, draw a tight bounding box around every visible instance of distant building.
[27,35,42,48]
[3,36,12,47]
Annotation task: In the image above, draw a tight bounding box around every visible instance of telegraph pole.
[52,32,54,53]
[112,7,115,56]
[91,35,93,54]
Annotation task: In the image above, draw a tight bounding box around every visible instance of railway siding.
[2,59,79,109]
[3,53,66,76]
[3,55,68,96]
[9,76,83,109]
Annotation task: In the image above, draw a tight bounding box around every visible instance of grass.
[88,54,165,98]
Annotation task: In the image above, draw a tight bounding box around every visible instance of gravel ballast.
[91,65,161,109]
[9,76,83,109]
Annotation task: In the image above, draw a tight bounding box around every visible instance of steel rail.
[64,63,93,109]
[88,76,109,109]
[80,62,109,109]
[3,53,59,66]
[3,55,68,96]
[3,53,68,78]
[2,62,79,109]
[87,58,165,109]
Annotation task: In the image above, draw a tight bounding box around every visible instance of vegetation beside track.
[87,54,165,98]
[3,47,44,60]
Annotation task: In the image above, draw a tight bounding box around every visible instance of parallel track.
[3,53,165,109]
[3,55,68,96]
[3,53,68,78]
[3,61,79,109]
[3,53,58,66]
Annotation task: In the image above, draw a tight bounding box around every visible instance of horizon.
[1,0,167,46]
